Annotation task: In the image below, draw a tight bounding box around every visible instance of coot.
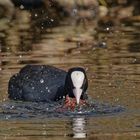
[8,65,88,105]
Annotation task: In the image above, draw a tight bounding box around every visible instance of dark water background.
[0,4,140,140]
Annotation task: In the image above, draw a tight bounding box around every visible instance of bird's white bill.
[73,88,82,104]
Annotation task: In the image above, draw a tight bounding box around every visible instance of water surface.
[0,7,140,140]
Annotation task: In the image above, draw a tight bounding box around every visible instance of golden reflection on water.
[0,114,139,140]
[0,6,140,140]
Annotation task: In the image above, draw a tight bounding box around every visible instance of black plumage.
[8,65,88,103]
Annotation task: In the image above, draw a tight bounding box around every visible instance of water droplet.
[134,133,137,136]
[5,115,11,120]
[42,131,47,135]
[40,79,44,83]
[109,83,112,86]
[115,98,119,101]
[10,105,14,109]
[43,124,46,127]
[106,27,110,31]
[46,87,48,89]
[35,13,38,17]
[98,42,107,48]
[85,68,88,72]
[50,19,54,22]
[133,58,137,63]
[19,55,22,58]
[72,8,78,15]
[20,5,24,9]
[26,76,29,79]
[17,132,21,135]
[48,89,50,93]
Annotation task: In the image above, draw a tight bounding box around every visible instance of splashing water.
[0,97,124,120]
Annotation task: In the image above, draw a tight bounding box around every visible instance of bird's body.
[8,65,88,106]
[8,65,67,102]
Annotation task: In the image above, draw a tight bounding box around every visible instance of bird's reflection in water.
[72,117,87,138]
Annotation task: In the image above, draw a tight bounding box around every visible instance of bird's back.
[8,65,67,102]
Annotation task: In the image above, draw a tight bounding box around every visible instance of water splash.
[40,79,44,83]
[0,98,125,120]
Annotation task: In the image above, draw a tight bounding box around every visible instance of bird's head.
[64,67,88,105]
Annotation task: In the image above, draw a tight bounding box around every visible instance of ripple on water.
[0,99,125,120]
